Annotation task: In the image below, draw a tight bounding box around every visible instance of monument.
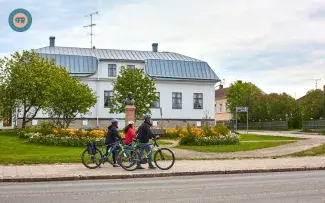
[124,92,136,127]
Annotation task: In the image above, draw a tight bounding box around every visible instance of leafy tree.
[0,51,59,128]
[109,66,158,120]
[43,68,97,128]
[266,93,296,120]
[299,89,325,120]
[226,81,263,122]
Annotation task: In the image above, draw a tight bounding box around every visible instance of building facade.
[16,37,220,129]
[215,85,232,122]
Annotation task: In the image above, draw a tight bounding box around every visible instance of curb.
[1,167,325,183]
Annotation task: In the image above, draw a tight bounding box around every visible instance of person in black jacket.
[136,114,157,169]
[105,118,121,167]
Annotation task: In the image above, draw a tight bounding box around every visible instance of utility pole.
[83,11,98,48]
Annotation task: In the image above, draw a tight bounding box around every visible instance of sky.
[1,0,325,98]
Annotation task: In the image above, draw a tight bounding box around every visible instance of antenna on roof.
[83,11,98,48]
[307,78,322,89]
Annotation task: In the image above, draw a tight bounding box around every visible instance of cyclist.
[124,121,136,145]
[105,118,121,167]
[135,114,157,169]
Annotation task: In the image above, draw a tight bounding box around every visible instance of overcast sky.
[1,0,325,98]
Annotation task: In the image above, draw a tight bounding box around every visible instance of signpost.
[235,106,249,134]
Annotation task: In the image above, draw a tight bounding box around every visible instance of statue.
[124,92,135,105]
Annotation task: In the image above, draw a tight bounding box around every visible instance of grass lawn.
[240,134,303,141]
[291,144,325,157]
[177,141,296,153]
[0,132,175,165]
[0,132,85,165]
[156,140,174,145]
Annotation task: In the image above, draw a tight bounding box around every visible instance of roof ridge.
[37,46,201,61]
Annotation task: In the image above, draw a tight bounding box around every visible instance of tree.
[226,81,263,122]
[299,89,325,120]
[43,68,97,128]
[266,93,296,120]
[0,51,59,128]
[109,66,158,120]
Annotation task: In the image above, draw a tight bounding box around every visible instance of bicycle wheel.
[118,148,138,171]
[154,148,175,170]
[81,148,103,169]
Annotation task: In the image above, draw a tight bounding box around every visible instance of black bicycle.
[118,137,175,171]
[81,139,123,169]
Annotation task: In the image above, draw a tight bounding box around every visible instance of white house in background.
[16,37,220,129]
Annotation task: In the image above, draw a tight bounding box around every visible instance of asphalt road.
[1,171,325,203]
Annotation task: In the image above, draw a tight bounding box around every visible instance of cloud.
[2,0,325,98]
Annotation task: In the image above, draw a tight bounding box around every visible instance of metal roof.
[39,53,97,74]
[145,59,220,81]
[36,46,220,81]
[36,46,201,62]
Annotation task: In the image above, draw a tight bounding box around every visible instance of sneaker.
[112,164,120,167]
[148,165,156,169]
[136,165,145,170]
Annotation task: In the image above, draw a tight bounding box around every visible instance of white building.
[18,37,220,129]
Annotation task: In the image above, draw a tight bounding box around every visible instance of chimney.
[49,36,55,47]
[152,43,158,52]
[219,84,223,89]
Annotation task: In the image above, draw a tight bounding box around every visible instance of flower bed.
[18,122,239,147]
[168,124,240,146]
[18,122,125,147]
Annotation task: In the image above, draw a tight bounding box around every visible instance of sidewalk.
[1,156,325,182]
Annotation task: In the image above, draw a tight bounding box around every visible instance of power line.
[83,11,98,48]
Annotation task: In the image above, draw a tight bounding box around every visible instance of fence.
[217,121,289,130]
[302,120,325,130]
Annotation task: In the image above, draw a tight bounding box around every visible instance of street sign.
[236,107,248,112]
[235,106,249,134]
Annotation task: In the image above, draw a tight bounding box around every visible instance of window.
[219,103,223,113]
[172,92,182,109]
[108,64,117,77]
[127,65,135,69]
[104,91,114,108]
[153,92,160,108]
[193,93,203,109]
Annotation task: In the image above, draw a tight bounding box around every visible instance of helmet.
[111,118,118,123]
[128,121,134,125]
[143,114,151,121]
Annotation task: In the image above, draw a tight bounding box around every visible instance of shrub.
[202,124,213,137]
[38,121,56,135]
[179,124,196,145]
[213,124,230,136]
[165,128,179,139]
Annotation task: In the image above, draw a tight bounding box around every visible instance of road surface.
[1,171,325,203]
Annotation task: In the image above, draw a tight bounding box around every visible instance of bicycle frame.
[131,138,160,161]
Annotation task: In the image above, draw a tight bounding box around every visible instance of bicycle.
[118,137,175,171]
[81,139,125,169]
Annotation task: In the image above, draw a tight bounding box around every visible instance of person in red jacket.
[124,121,136,145]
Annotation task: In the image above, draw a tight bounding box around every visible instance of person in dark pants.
[136,114,158,169]
[105,118,122,167]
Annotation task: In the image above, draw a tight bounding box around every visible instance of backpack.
[87,142,96,155]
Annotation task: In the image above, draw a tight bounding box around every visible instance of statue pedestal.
[125,105,136,127]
